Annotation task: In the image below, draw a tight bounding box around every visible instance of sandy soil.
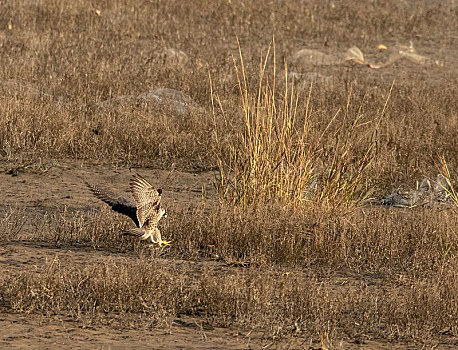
[1,161,458,349]
[3,310,456,350]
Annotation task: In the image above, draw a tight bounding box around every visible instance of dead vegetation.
[0,0,456,176]
[212,43,389,208]
[0,0,457,347]
[1,203,458,342]
[2,250,458,341]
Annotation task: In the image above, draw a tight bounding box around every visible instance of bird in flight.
[86,174,171,247]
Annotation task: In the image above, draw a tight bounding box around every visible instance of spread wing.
[129,174,162,207]
[86,182,140,227]
[129,174,162,227]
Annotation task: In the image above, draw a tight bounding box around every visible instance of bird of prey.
[86,174,171,247]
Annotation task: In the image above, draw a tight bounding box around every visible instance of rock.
[137,88,194,115]
[157,48,189,66]
[97,88,196,116]
[380,175,453,208]
[290,43,441,72]
[381,191,420,208]
[291,48,342,69]
[285,71,335,85]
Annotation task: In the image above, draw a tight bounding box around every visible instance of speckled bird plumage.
[86,174,170,247]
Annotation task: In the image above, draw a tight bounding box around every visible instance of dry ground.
[0,163,457,349]
[0,0,457,349]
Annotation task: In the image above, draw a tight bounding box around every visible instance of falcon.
[86,174,170,247]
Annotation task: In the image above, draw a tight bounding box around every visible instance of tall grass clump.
[212,41,391,208]
[437,155,458,208]
[315,82,393,206]
[212,42,314,207]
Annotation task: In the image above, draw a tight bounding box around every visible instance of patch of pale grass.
[2,256,458,340]
[211,41,392,208]
[0,206,27,241]
[437,155,458,208]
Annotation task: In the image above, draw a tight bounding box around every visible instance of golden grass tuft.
[212,41,392,207]
[437,155,458,208]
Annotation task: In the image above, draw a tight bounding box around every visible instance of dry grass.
[2,253,458,340]
[1,0,457,345]
[212,42,318,206]
[437,155,458,208]
[1,198,458,342]
[0,206,27,241]
[212,43,390,207]
[0,0,456,176]
[3,204,458,273]
[2,256,184,325]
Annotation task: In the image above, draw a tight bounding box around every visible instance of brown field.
[1,0,457,349]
